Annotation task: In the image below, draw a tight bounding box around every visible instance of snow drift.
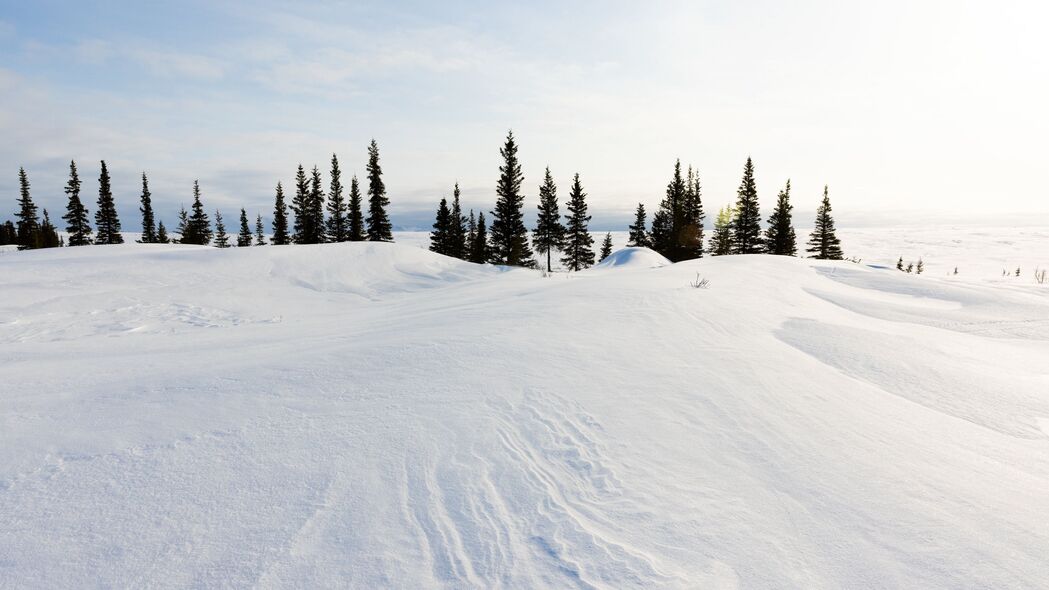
[592,246,671,269]
[1,243,1048,588]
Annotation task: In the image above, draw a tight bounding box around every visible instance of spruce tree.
[466,210,477,252]
[271,182,290,245]
[710,205,735,256]
[365,140,393,241]
[489,131,534,267]
[0,220,15,245]
[805,186,843,260]
[429,197,451,255]
[157,220,170,244]
[175,206,189,242]
[62,160,92,246]
[470,211,489,263]
[650,208,671,256]
[730,157,762,254]
[599,232,613,261]
[15,167,40,250]
[138,172,157,243]
[532,167,566,272]
[447,183,467,259]
[326,153,348,242]
[681,166,705,259]
[213,210,230,248]
[39,209,61,248]
[896,256,904,271]
[307,165,326,243]
[255,214,267,245]
[627,203,650,248]
[347,175,365,241]
[560,173,595,271]
[94,160,124,244]
[291,165,310,243]
[237,208,252,246]
[764,179,797,256]
[183,180,212,245]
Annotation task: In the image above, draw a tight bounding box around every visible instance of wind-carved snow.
[1,243,1048,588]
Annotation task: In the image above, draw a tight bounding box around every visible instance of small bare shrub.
[690,273,710,289]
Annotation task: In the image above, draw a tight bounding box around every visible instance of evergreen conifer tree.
[627,203,650,248]
[307,165,326,243]
[157,220,170,244]
[347,175,365,241]
[326,154,348,242]
[489,131,535,267]
[806,186,843,260]
[38,209,61,248]
[561,173,595,271]
[0,220,16,245]
[175,206,189,243]
[255,214,267,245]
[730,157,762,254]
[291,165,309,243]
[599,232,613,261]
[466,210,477,252]
[94,160,124,244]
[532,167,566,272]
[365,140,393,241]
[447,183,467,259]
[183,180,212,245]
[62,160,92,246]
[138,172,157,243]
[650,208,671,256]
[710,205,735,256]
[470,211,489,263]
[896,256,904,271]
[237,208,252,246]
[213,210,230,248]
[271,182,290,245]
[764,179,797,256]
[429,197,451,255]
[15,167,40,250]
[681,166,705,259]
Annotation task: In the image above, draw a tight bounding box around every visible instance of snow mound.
[593,246,671,269]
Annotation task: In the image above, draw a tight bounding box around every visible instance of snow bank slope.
[593,246,671,269]
[2,245,1048,589]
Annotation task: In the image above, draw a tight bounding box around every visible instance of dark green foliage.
[213,210,230,248]
[466,210,477,255]
[237,208,252,246]
[489,131,535,267]
[429,197,451,255]
[15,167,40,250]
[532,167,565,272]
[365,140,393,242]
[0,220,16,245]
[138,173,157,243]
[649,161,703,261]
[560,173,595,271]
[255,214,266,246]
[347,175,365,241]
[896,256,904,271]
[709,205,735,256]
[447,183,467,259]
[94,160,124,244]
[764,180,797,256]
[293,165,326,244]
[470,211,489,264]
[627,203,650,248]
[271,182,290,245]
[730,157,762,254]
[38,209,62,248]
[806,185,843,260]
[291,165,309,243]
[326,154,348,242]
[650,208,671,256]
[181,180,212,245]
[175,206,189,241]
[599,232,613,261]
[681,166,705,259]
[157,220,170,244]
[63,160,92,246]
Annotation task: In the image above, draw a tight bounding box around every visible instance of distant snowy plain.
[1,226,1047,588]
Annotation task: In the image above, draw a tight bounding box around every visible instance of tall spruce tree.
[326,154,348,242]
[532,167,566,272]
[764,179,797,256]
[237,208,252,246]
[627,203,650,248]
[183,180,212,245]
[38,209,61,248]
[347,175,365,241]
[62,160,92,246]
[255,214,267,246]
[489,131,535,267]
[466,210,477,254]
[213,210,230,248]
[0,220,16,245]
[175,206,189,242]
[710,205,735,256]
[470,211,489,263]
[429,197,451,255]
[365,140,393,241]
[806,186,843,260]
[271,182,290,245]
[650,208,671,256]
[447,183,467,259]
[561,173,595,271]
[307,165,326,243]
[94,160,124,244]
[599,232,613,261]
[291,165,310,243]
[157,220,170,243]
[730,157,762,254]
[681,166,705,259]
[138,172,157,243]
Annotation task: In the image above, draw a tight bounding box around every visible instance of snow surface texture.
[2,242,1049,588]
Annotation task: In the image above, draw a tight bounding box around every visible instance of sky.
[1,0,1048,230]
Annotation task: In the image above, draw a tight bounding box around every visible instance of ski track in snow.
[1,240,1048,588]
